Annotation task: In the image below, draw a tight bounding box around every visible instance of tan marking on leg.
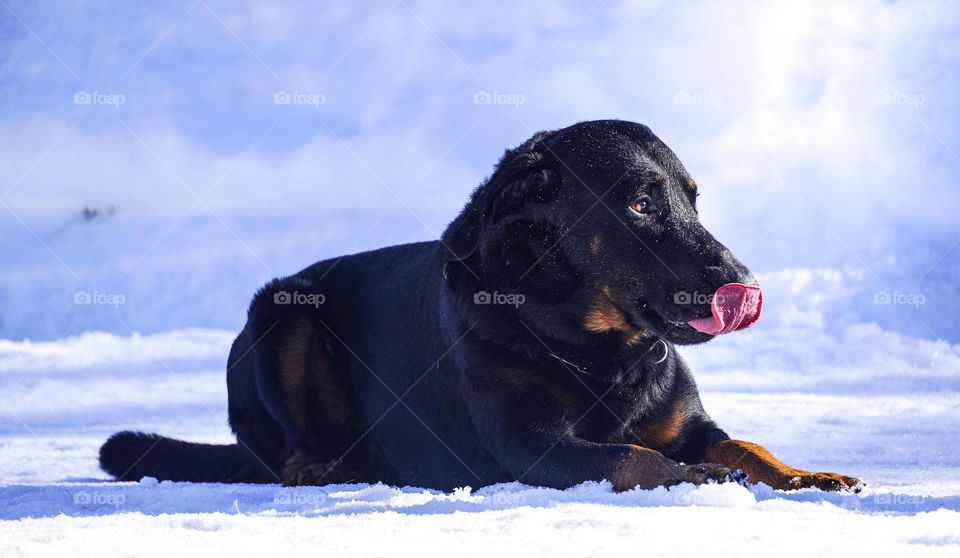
[638,408,685,451]
[277,317,352,428]
[277,318,311,430]
[704,439,862,492]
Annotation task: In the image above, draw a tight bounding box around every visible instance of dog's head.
[443,120,760,346]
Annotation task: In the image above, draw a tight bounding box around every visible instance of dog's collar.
[546,338,669,384]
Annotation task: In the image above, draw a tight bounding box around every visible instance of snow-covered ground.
[2,262,959,556]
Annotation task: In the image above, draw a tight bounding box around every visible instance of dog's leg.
[702,439,863,492]
[465,371,742,491]
[274,315,360,487]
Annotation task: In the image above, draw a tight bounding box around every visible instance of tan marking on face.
[623,330,654,347]
[589,234,602,254]
[687,178,696,189]
[584,287,631,333]
[654,173,664,183]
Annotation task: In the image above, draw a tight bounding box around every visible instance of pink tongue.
[687,283,762,336]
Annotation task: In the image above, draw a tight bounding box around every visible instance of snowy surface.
[2,284,960,555]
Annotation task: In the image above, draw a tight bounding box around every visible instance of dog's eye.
[630,197,652,215]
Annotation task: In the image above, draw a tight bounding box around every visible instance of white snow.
[2,291,959,555]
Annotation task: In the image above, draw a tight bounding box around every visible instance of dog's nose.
[703,248,757,290]
[703,265,757,291]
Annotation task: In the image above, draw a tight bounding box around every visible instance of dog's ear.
[442,130,558,274]
[487,167,558,224]
[442,164,559,265]
[443,202,482,265]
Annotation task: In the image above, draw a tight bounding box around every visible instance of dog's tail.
[99,431,278,483]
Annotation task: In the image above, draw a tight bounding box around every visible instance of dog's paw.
[676,463,747,486]
[283,459,350,487]
[787,471,864,493]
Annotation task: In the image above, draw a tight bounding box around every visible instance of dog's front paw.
[786,471,864,493]
[676,463,748,486]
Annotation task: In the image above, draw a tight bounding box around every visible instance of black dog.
[101,120,861,492]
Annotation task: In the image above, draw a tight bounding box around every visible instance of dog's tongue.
[687,283,762,336]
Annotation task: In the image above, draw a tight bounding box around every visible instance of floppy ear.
[487,167,558,224]
[441,129,558,273]
[443,202,482,264]
[442,164,559,267]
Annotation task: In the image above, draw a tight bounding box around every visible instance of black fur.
[99,431,275,483]
[99,120,762,490]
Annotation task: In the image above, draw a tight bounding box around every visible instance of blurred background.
[0,0,958,343]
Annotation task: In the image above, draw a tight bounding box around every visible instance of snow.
[2,295,960,555]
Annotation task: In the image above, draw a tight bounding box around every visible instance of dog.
[100,120,862,493]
